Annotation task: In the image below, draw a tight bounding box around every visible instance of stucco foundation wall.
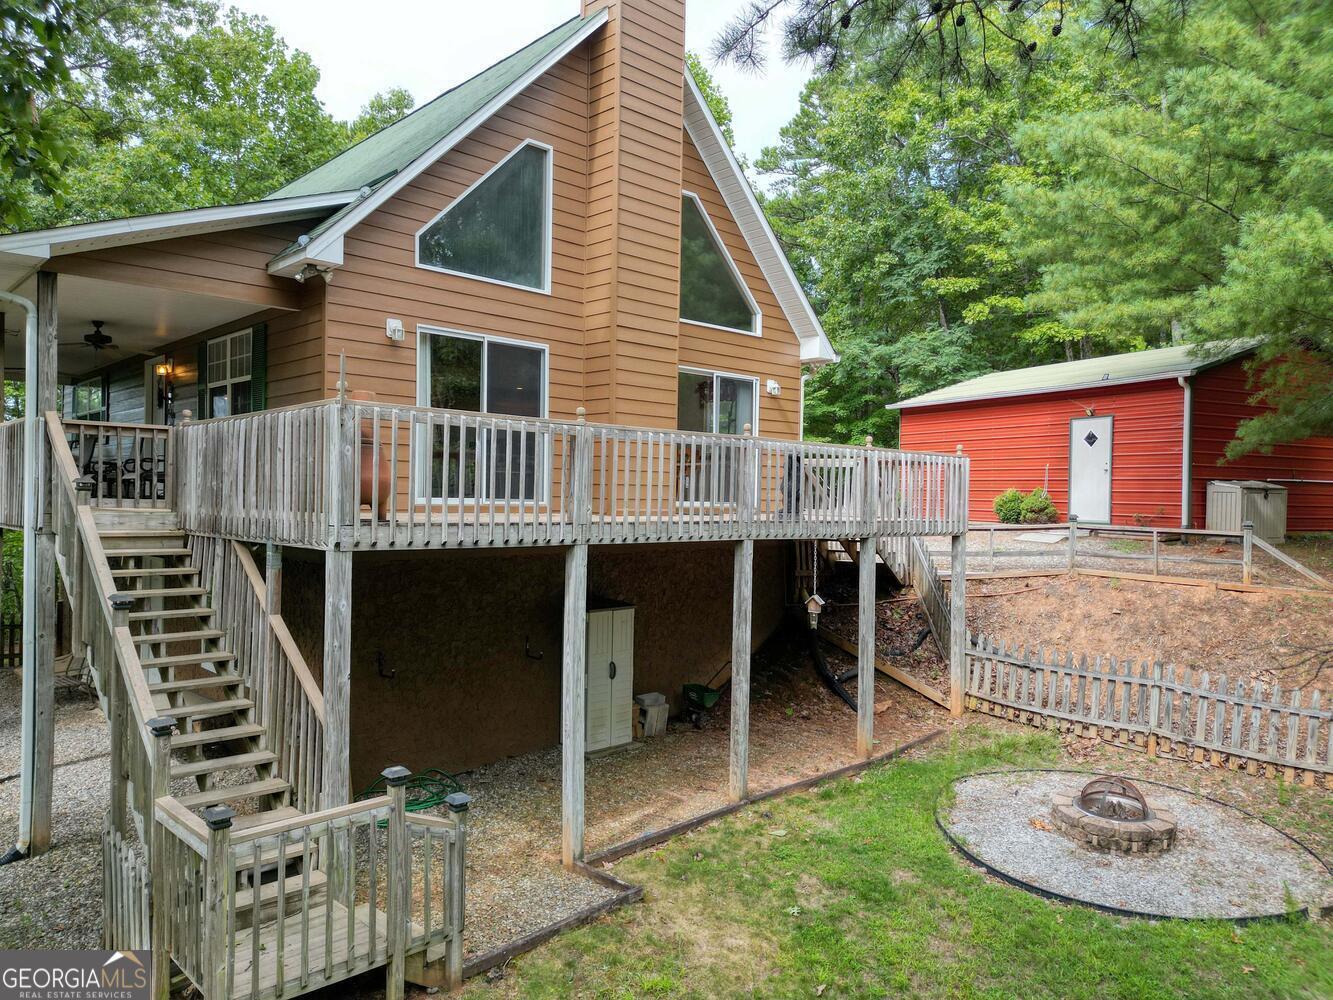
[282,542,789,790]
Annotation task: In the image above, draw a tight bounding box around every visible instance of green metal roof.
[267,13,598,200]
[892,341,1258,410]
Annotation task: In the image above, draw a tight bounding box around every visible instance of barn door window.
[679,192,760,335]
[417,327,547,502]
[416,140,552,293]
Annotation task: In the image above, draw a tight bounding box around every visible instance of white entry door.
[1069,416,1112,523]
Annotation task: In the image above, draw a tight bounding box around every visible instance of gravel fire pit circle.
[938,769,1332,921]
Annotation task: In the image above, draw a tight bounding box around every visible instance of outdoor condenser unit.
[1204,480,1288,544]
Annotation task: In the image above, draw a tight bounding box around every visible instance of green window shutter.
[250,323,268,411]
[196,341,209,417]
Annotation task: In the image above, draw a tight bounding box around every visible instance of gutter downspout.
[1178,375,1192,529]
[0,289,38,864]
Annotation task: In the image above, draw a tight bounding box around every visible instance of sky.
[226,1,812,173]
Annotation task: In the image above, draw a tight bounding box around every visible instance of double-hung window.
[417,328,547,502]
[676,368,758,503]
[206,330,253,418]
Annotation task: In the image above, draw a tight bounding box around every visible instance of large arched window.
[416,140,553,292]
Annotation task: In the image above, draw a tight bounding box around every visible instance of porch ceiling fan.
[76,322,119,354]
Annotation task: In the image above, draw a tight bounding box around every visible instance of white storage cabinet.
[586,603,635,752]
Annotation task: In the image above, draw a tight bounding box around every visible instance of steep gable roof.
[267,10,607,276]
[892,341,1258,410]
[269,14,600,201]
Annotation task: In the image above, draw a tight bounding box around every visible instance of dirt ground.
[967,574,1332,690]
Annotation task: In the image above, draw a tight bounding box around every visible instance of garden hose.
[356,767,463,812]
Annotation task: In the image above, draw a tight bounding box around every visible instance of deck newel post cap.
[743,422,752,436]
[865,435,873,448]
[955,443,964,455]
[202,805,236,831]
[381,765,412,788]
[1070,514,1078,523]
[180,409,192,424]
[146,716,177,739]
[444,792,472,813]
[576,406,586,422]
[1242,520,1254,530]
[75,475,96,493]
[109,592,135,612]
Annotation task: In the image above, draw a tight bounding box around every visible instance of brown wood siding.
[45,224,307,312]
[324,48,592,416]
[678,131,803,440]
[582,0,685,428]
[266,285,326,408]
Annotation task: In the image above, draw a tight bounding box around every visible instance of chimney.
[582,0,687,427]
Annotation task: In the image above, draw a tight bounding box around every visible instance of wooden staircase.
[98,512,325,933]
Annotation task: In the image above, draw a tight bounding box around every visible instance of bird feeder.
[805,593,826,630]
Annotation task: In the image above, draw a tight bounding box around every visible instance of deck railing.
[153,777,469,1000]
[63,418,172,509]
[0,419,22,528]
[167,400,966,550]
[190,535,325,812]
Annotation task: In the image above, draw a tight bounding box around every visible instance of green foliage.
[686,52,735,147]
[1,1,415,230]
[1007,0,1333,456]
[993,488,1024,523]
[759,21,1120,443]
[1020,487,1057,524]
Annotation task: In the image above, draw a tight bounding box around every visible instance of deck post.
[147,716,176,1000]
[729,537,754,802]
[202,805,235,1000]
[382,765,411,1000]
[561,541,588,868]
[949,533,967,716]
[1241,520,1253,585]
[106,595,134,836]
[15,270,58,859]
[444,792,470,989]
[1067,514,1078,572]
[321,548,353,810]
[857,533,877,757]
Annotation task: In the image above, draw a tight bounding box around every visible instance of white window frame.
[206,329,253,418]
[70,374,105,421]
[679,191,762,338]
[414,139,554,295]
[415,324,551,504]
[677,366,760,436]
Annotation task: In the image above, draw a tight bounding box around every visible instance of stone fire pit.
[1049,776,1177,855]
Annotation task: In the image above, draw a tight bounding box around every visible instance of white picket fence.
[965,633,1331,783]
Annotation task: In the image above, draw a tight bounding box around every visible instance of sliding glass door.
[419,328,547,502]
[676,369,757,503]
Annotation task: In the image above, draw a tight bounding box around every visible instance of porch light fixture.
[154,361,173,377]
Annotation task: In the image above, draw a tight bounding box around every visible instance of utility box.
[1205,480,1288,543]
[586,601,635,753]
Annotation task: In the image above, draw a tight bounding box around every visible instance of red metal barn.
[893,343,1333,531]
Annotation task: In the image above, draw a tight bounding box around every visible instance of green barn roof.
[268,13,598,200]
[892,341,1258,410]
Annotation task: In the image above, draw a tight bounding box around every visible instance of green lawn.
[472,729,1331,999]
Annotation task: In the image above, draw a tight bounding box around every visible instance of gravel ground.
[943,769,1333,919]
[0,664,109,950]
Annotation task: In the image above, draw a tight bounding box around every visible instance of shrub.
[1020,488,1058,524]
[993,488,1024,523]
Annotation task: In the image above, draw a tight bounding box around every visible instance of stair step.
[128,607,214,623]
[165,697,253,721]
[142,651,236,668]
[105,547,193,559]
[176,777,289,810]
[98,529,186,539]
[234,870,329,917]
[112,567,200,579]
[170,723,265,749]
[134,628,226,645]
[122,586,207,600]
[149,672,243,694]
[171,750,278,780]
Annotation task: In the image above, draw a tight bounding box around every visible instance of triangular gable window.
[679,192,759,335]
[417,141,551,292]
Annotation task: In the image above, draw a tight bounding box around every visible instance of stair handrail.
[45,413,158,758]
